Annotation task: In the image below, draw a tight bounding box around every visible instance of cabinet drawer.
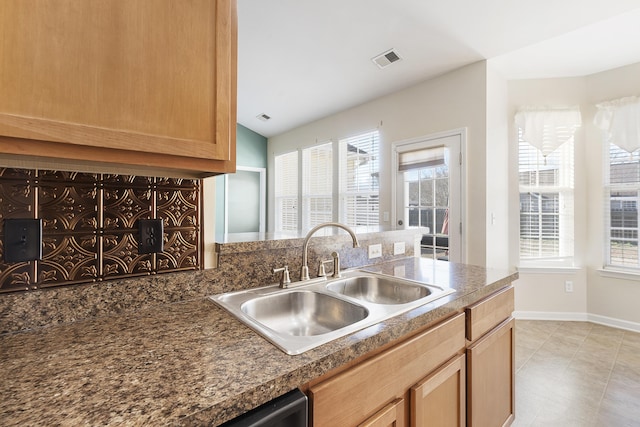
[310,313,465,427]
[465,286,514,342]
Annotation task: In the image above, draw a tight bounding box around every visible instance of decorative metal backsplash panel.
[0,168,201,293]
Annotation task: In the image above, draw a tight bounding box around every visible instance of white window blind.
[518,129,574,263]
[339,130,380,229]
[274,151,298,232]
[302,142,333,229]
[604,143,640,268]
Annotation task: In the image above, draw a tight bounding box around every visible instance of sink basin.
[326,275,430,304]
[209,269,455,355]
[241,291,368,336]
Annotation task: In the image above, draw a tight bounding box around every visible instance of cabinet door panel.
[467,317,515,427]
[411,354,465,427]
[0,0,236,175]
[358,398,405,427]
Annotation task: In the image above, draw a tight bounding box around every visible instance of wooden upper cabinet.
[0,0,237,176]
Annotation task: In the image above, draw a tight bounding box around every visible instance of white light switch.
[368,243,382,259]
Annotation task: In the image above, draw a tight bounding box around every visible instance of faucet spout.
[300,222,359,281]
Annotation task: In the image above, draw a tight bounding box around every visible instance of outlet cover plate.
[393,241,405,255]
[368,243,382,259]
[3,218,42,262]
[138,219,164,254]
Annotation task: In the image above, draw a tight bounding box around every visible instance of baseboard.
[587,313,640,333]
[514,311,640,333]
[513,311,589,321]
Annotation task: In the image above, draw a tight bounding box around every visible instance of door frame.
[391,128,467,263]
[223,166,266,233]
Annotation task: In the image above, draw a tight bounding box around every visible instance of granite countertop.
[0,258,517,426]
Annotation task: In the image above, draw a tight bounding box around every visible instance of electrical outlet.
[368,243,382,259]
[565,280,574,293]
[3,218,42,262]
[138,219,164,254]
[393,241,405,255]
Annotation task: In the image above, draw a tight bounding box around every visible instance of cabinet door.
[0,0,236,175]
[358,398,405,427]
[411,354,465,427]
[467,317,515,427]
[309,314,465,427]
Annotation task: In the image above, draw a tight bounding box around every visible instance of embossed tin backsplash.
[0,168,201,293]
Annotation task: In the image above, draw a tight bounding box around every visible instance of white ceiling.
[237,1,640,138]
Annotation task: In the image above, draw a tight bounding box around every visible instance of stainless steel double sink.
[209,270,454,355]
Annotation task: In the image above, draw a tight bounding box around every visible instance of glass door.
[394,132,463,262]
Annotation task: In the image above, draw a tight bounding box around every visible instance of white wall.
[486,63,510,270]
[268,61,490,266]
[509,61,640,329]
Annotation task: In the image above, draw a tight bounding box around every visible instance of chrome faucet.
[300,222,359,281]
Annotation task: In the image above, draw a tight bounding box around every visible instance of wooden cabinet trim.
[465,286,514,342]
[358,398,405,427]
[309,313,465,427]
[0,137,235,177]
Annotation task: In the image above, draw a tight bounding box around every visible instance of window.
[597,96,640,270]
[274,151,298,231]
[339,131,380,228]
[604,144,640,268]
[302,142,333,229]
[273,130,380,232]
[518,129,575,264]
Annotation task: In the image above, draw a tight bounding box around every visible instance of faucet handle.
[317,259,333,277]
[273,265,291,288]
[331,251,341,278]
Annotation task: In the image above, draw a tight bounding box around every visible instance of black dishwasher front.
[220,389,308,427]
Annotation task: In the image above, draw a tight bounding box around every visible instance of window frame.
[517,130,575,268]
[273,130,381,232]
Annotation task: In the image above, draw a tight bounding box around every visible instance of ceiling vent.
[256,113,271,122]
[372,49,402,69]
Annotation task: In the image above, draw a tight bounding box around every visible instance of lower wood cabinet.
[309,313,466,427]
[466,317,515,427]
[308,284,516,427]
[411,354,466,427]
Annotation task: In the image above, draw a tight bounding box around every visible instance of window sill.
[598,268,640,280]
[517,266,580,275]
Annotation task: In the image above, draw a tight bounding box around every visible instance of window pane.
[275,151,298,231]
[420,177,433,207]
[339,130,380,228]
[608,191,639,266]
[303,143,332,229]
[518,126,574,261]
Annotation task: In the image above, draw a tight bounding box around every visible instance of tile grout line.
[593,330,625,419]
[515,321,566,426]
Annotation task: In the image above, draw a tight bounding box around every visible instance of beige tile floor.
[513,320,640,427]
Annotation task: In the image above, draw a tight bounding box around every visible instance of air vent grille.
[256,113,271,122]
[372,49,402,69]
